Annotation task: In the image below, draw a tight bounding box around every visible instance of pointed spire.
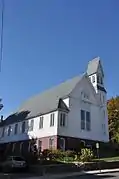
[87,57,100,76]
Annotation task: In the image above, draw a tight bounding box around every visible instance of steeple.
[87,57,108,139]
[87,57,106,94]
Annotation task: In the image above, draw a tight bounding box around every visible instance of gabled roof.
[14,73,84,120]
[87,57,104,76]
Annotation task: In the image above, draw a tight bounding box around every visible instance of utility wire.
[0,0,4,72]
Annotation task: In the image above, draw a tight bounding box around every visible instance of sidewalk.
[20,168,119,179]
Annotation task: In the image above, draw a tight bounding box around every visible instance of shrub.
[64,150,76,157]
[63,150,76,162]
[42,149,65,160]
[80,148,94,162]
[42,149,51,159]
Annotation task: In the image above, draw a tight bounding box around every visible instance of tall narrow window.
[103,110,105,119]
[102,124,106,134]
[50,113,55,127]
[20,142,23,153]
[22,121,26,133]
[81,110,85,130]
[60,113,66,127]
[92,76,95,83]
[97,75,100,83]
[49,138,54,149]
[86,111,91,131]
[38,140,42,152]
[8,126,11,136]
[59,138,65,151]
[12,143,16,153]
[28,142,31,152]
[103,95,105,103]
[14,123,18,135]
[103,124,106,134]
[2,127,5,137]
[39,116,43,129]
[29,119,34,131]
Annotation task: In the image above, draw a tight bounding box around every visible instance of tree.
[107,96,119,143]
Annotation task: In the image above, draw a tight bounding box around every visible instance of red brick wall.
[37,135,57,151]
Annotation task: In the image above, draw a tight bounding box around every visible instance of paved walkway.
[20,168,119,179]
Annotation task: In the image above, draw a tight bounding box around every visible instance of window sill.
[60,125,66,128]
[81,99,91,104]
[81,129,91,132]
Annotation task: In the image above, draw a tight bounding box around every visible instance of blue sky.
[0,0,119,117]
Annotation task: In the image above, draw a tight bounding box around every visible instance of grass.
[93,156,119,162]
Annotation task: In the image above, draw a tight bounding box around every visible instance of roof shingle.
[16,74,84,119]
[87,57,100,76]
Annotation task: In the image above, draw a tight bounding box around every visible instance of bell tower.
[87,57,109,140]
[87,57,106,105]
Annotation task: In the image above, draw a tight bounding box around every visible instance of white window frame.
[81,140,85,147]
[60,113,66,127]
[2,127,5,137]
[92,76,95,83]
[39,116,43,129]
[29,119,34,131]
[14,123,18,135]
[59,137,65,151]
[81,110,85,130]
[81,110,91,131]
[22,121,26,133]
[86,111,91,131]
[8,126,11,136]
[49,138,54,149]
[50,113,55,127]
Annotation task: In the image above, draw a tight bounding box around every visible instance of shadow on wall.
[0,110,38,161]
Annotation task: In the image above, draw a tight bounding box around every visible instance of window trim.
[14,123,18,135]
[60,113,66,127]
[20,142,23,153]
[50,113,55,127]
[81,110,85,130]
[22,121,26,133]
[12,143,16,153]
[86,111,91,131]
[59,137,65,151]
[39,116,44,129]
[37,139,42,152]
[2,127,5,137]
[8,126,11,136]
[81,110,91,131]
[29,119,34,131]
[92,76,95,83]
[49,137,54,149]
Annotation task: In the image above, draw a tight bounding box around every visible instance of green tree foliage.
[107,96,119,143]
